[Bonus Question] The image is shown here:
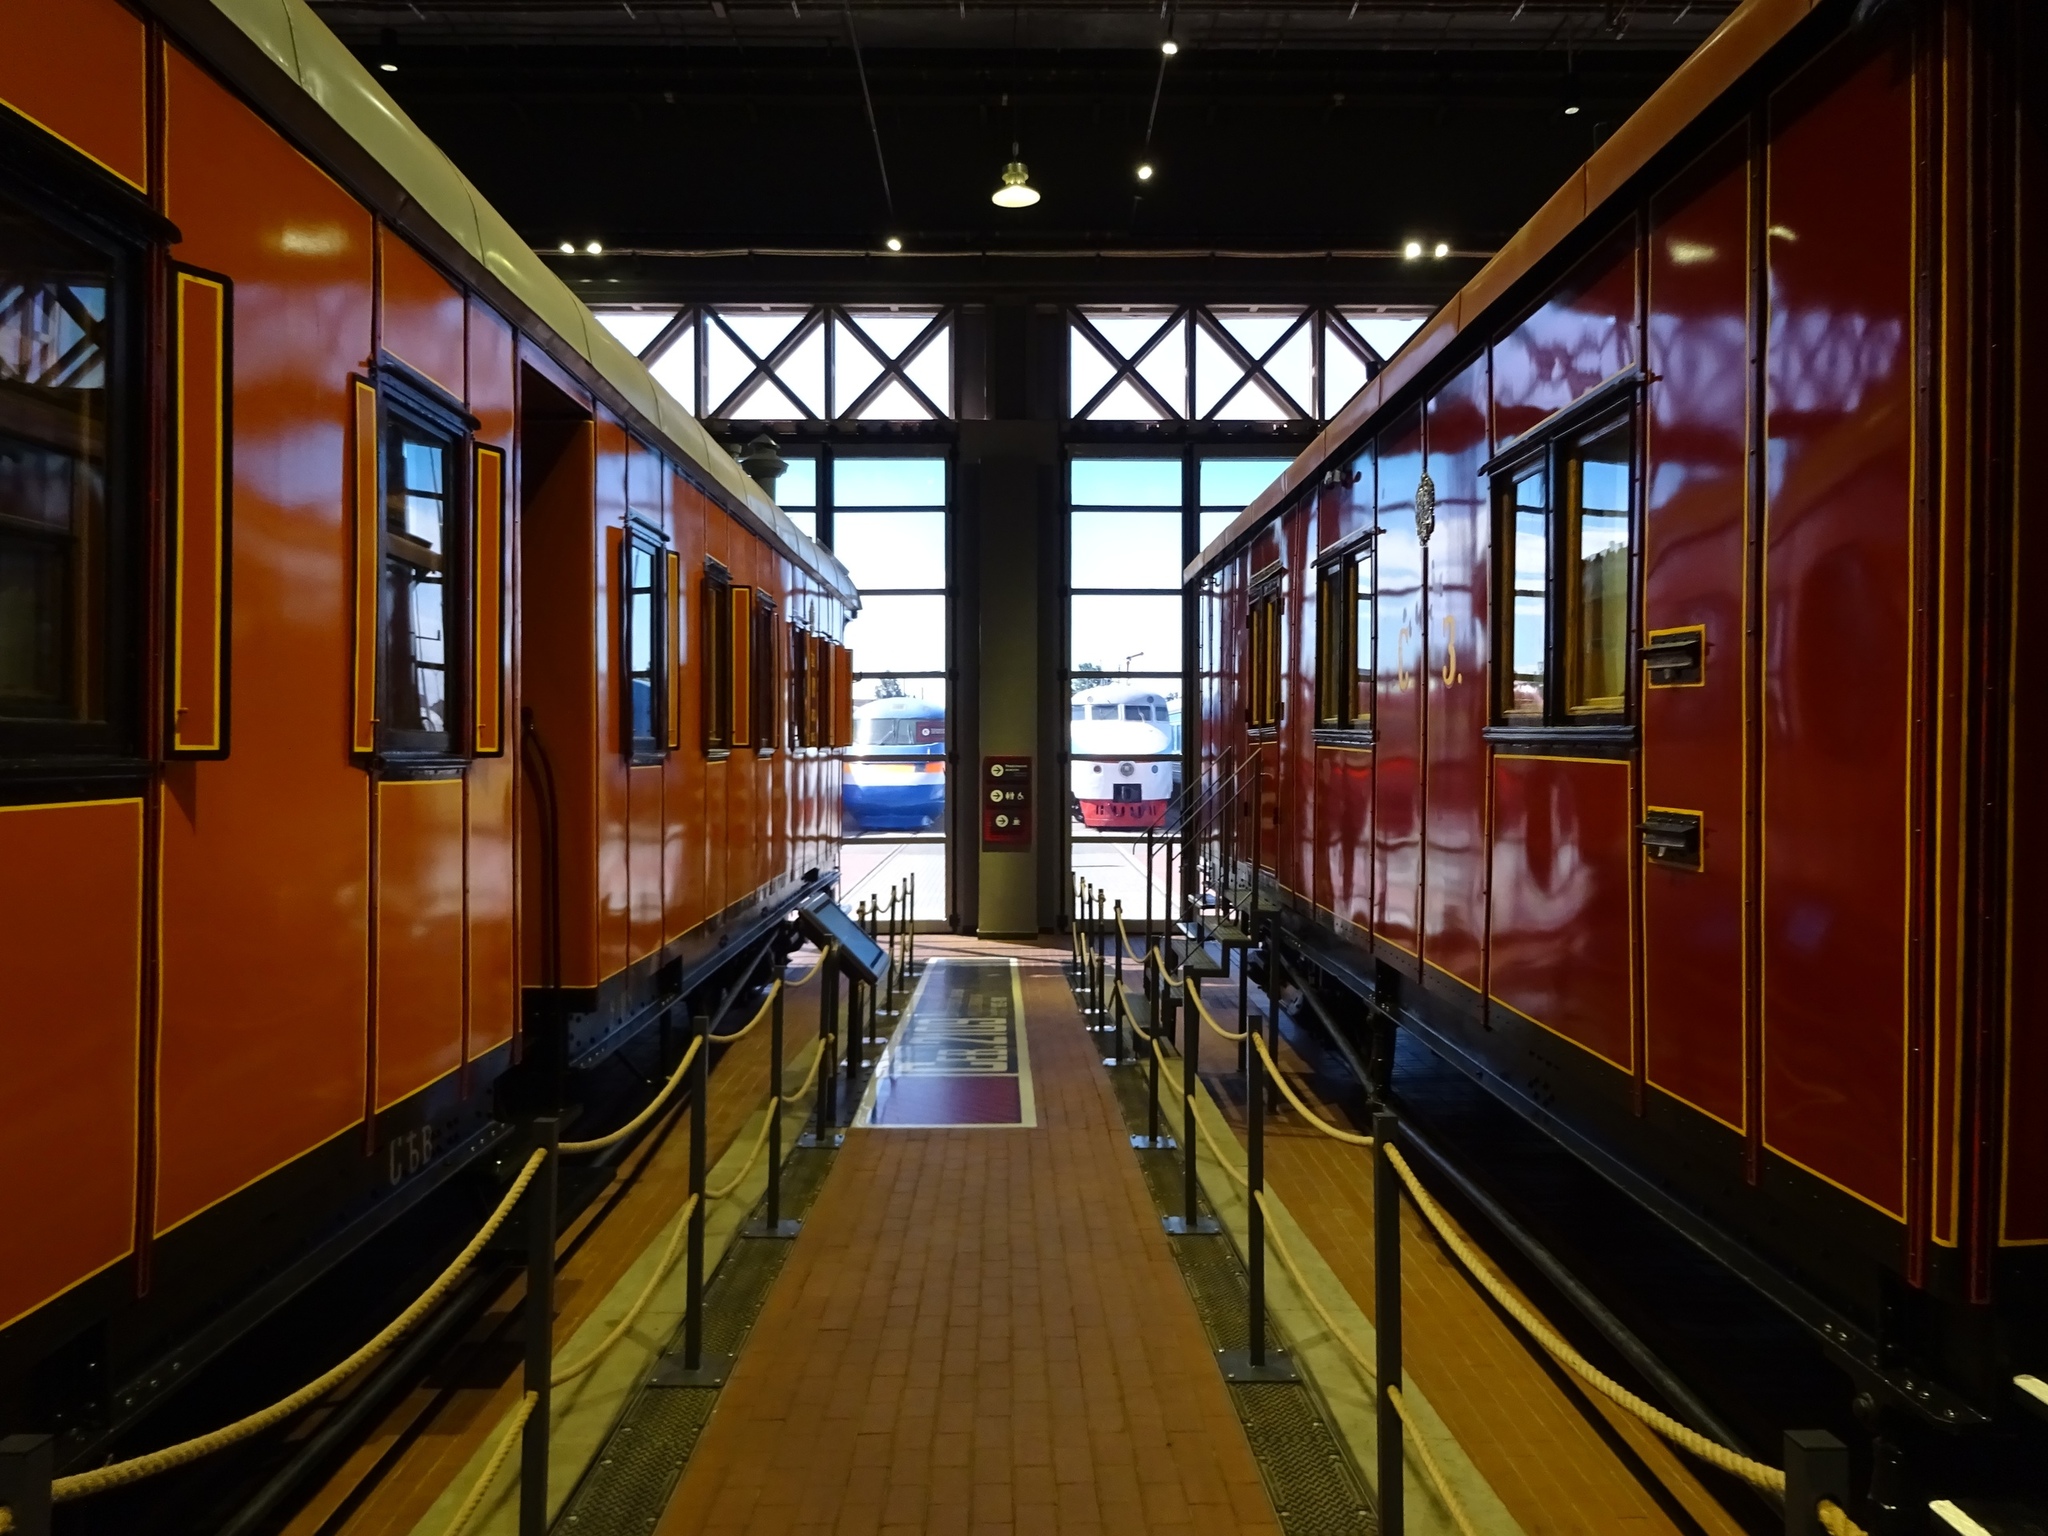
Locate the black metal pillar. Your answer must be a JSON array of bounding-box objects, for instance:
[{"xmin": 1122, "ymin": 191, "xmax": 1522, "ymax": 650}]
[
  {"xmin": 1374, "ymin": 1110, "xmax": 1402, "ymax": 1536},
  {"xmin": 520, "ymin": 1116, "xmax": 559, "ymax": 1536}
]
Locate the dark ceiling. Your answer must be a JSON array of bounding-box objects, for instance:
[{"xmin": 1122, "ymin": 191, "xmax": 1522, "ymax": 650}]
[{"xmin": 309, "ymin": 0, "xmax": 1735, "ymax": 304}]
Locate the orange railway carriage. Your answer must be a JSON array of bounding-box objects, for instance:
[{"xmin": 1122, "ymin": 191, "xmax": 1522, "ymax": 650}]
[
  {"xmin": 0, "ymin": 0, "xmax": 856, "ymax": 1463},
  {"xmin": 1192, "ymin": 0, "xmax": 2044, "ymax": 1438}
]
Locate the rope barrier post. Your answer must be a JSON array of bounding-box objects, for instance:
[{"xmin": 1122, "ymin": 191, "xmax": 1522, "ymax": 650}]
[
  {"xmin": 887, "ymin": 884, "xmax": 900, "ymax": 1010},
  {"xmin": 519, "ymin": 1117, "xmax": 558, "ymax": 1536},
  {"xmin": 1145, "ymin": 828, "xmax": 1156, "ymax": 1001},
  {"xmin": 1217, "ymin": 1030, "xmax": 1296, "ymax": 1384},
  {"xmin": 1093, "ymin": 890, "xmax": 1108, "ymax": 1027},
  {"xmin": 1133, "ymin": 992, "xmax": 1174, "ymax": 1151},
  {"xmin": 1111, "ymin": 901, "xmax": 1126, "ymax": 1060},
  {"xmin": 656, "ymin": 1016, "xmax": 734, "ymax": 1386},
  {"xmin": 1374, "ymin": 1110, "xmax": 1404, "ymax": 1536},
  {"xmin": 801, "ymin": 949, "xmax": 844, "ymax": 1149},
  {"xmin": 837, "ymin": 946, "xmax": 859, "ymax": 1093},
  {"xmin": 1248, "ymin": 1033, "xmax": 1267, "ymax": 1361},
  {"xmin": 0, "ymin": 1434, "xmax": 53, "ymax": 1536},
  {"xmin": 906, "ymin": 871, "xmax": 915, "ymax": 979},
  {"xmin": 1165, "ymin": 973, "xmax": 1219, "ymax": 1236},
  {"xmin": 1236, "ymin": 933, "xmax": 1251, "ymax": 1074},
  {"xmin": 759, "ymin": 978, "xmax": 799, "ymax": 1238},
  {"xmin": 1783, "ymin": 1432, "xmax": 1848, "ymax": 1536}
]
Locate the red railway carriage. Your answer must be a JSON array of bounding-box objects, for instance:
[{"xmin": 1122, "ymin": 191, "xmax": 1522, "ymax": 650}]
[
  {"xmin": 0, "ymin": 0, "xmax": 856, "ymax": 1460},
  {"xmin": 1192, "ymin": 0, "xmax": 2044, "ymax": 1432}
]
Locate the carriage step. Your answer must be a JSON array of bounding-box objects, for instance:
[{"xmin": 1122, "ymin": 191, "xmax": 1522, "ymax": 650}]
[{"xmin": 1175, "ymin": 918, "xmax": 1251, "ymax": 947}]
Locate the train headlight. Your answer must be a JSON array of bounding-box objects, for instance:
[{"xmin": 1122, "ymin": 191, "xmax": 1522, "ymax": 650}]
[{"xmin": 1119, "ymin": 761, "xmax": 1135, "ymax": 777}]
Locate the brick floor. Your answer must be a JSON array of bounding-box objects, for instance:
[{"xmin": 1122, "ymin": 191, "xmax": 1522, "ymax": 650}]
[
  {"xmin": 655, "ymin": 940, "xmax": 1283, "ymax": 1536},
  {"xmin": 1196, "ymin": 976, "xmax": 1748, "ymax": 1536}
]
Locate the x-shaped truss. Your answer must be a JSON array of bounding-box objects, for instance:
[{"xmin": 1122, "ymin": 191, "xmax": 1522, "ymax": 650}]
[
  {"xmin": 1069, "ymin": 305, "xmax": 1389, "ymax": 424},
  {"xmin": 0, "ymin": 280, "xmax": 107, "ymax": 391},
  {"xmin": 683, "ymin": 304, "xmax": 953, "ymax": 423}
]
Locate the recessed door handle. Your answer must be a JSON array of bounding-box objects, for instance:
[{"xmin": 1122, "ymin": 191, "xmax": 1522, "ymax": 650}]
[{"xmin": 1641, "ymin": 810, "xmax": 1703, "ymax": 871}]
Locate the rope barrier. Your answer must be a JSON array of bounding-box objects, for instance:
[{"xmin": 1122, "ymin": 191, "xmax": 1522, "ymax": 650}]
[
  {"xmin": 1254, "ymin": 1189, "xmax": 1375, "ymax": 1384},
  {"xmin": 706, "ymin": 1110, "xmax": 777, "ymax": 1202},
  {"xmin": 444, "ymin": 1391, "xmax": 536, "ymax": 1536},
  {"xmin": 1089, "ymin": 929, "xmax": 1869, "ymax": 1536},
  {"xmin": 1251, "ymin": 1033, "xmax": 1375, "ymax": 1147},
  {"xmin": 785, "ymin": 944, "xmax": 833, "ymax": 988},
  {"xmin": 559, "ymin": 1036, "xmax": 703, "ymax": 1156},
  {"xmin": 1185, "ymin": 980, "xmax": 1251, "ymax": 1043},
  {"xmin": 1387, "ymin": 1386, "xmax": 1484, "ymax": 1536},
  {"xmin": 785, "ymin": 1033, "xmax": 830, "ymax": 1104},
  {"xmin": 51, "ymin": 1148, "xmax": 550, "ymax": 1502},
  {"xmin": 708, "ymin": 987, "xmax": 778, "ymax": 1048},
  {"xmin": 550, "ymin": 1195, "xmax": 700, "ymax": 1387},
  {"xmin": 706, "ymin": 980, "xmax": 780, "ymax": 1044},
  {"xmin": 1383, "ymin": 1144, "xmax": 1782, "ymax": 1494},
  {"xmin": 1186, "ymin": 1086, "xmax": 1249, "ymax": 1189}
]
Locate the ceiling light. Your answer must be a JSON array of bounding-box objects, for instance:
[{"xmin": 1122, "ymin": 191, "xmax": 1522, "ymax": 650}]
[
  {"xmin": 1433, "ymin": 242, "xmax": 1449, "ymax": 258},
  {"xmin": 1564, "ymin": 103, "xmax": 1581, "ymax": 115},
  {"xmin": 584, "ymin": 240, "xmax": 603, "ymax": 255},
  {"xmin": 1161, "ymin": 38, "xmax": 1179, "ymax": 55},
  {"xmin": 1136, "ymin": 163, "xmax": 1154, "ymax": 181},
  {"xmin": 374, "ymin": 27, "xmax": 399, "ymax": 71},
  {"xmin": 1403, "ymin": 241, "xmax": 1422, "ymax": 260},
  {"xmin": 885, "ymin": 236, "xmax": 903, "ymax": 251},
  {"xmin": 992, "ymin": 160, "xmax": 1040, "ymax": 208},
  {"xmin": 558, "ymin": 241, "xmax": 575, "ymax": 255}
]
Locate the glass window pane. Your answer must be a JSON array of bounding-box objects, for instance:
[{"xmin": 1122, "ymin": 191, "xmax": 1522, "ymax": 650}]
[
  {"xmin": 1071, "ymin": 593, "xmax": 1181, "ymax": 674},
  {"xmin": 1568, "ymin": 426, "xmax": 1631, "ymax": 711},
  {"xmin": 383, "ymin": 424, "xmax": 452, "ymax": 743},
  {"xmin": 777, "ymin": 455, "xmax": 817, "ymax": 508},
  {"xmin": 1070, "ymin": 512, "xmax": 1180, "ymax": 590},
  {"xmin": 787, "ymin": 509, "xmax": 818, "ymax": 541},
  {"xmin": 1070, "ymin": 457, "xmax": 1180, "ymax": 508},
  {"xmin": 1198, "ymin": 510, "xmax": 1237, "ymax": 549},
  {"xmin": 834, "ymin": 456, "xmax": 946, "ymax": 507},
  {"xmin": 833, "ymin": 510, "xmax": 945, "ymax": 591},
  {"xmin": 1352, "ymin": 553, "xmax": 1373, "ymax": 721},
  {"xmin": 844, "ymin": 593, "xmax": 945, "ymax": 674},
  {"xmin": 593, "ymin": 310, "xmax": 677, "ymax": 356},
  {"xmin": 646, "ymin": 322, "xmax": 696, "ymax": 415},
  {"xmin": 1343, "ymin": 310, "xmax": 1429, "ymax": 363},
  {"xmin": 1199, "ymin": 457, "xmax": 1292, "ymax": 509},
  {"xmin": 846, "ymin": 675, "xmax": 946, "ymax": 836}
]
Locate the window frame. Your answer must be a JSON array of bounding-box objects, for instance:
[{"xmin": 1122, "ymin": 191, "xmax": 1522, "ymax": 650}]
[
  {"xmin": 1312, "ymin": 535, "xmax": 1374, "ymax": 739},
  {"xmin": 701, "ymin": 557, "xmax": 733, "ymax": 757},
  {"xmin": 374, "ymin": 369, "xmax": 472, "ymax": 765},
  {"xmin": 620, "ymin": 517, "xmax": 668, "ymax": 764},
  {"xmin": 752, "ymin": 589, "xmax": 777, "ymax": 757},
  {"xmin": 1246, "ymin": 573, "xmax": 1284, "ymax": 734},
  {"xmin": 1485, "ymin": 392, "xmax": 1639, "ymax": 739},
  {"xmin": 0, "ymin": 169, "xmax": 147, "ymax": 785}
]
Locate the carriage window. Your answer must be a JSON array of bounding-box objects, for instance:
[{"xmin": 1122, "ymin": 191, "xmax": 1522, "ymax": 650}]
[
  {"xmin": 751, "ymin": 592, "xmax": 777, "ymax": 753},
  {"xmin": 1315, "ymin": 564, "xmax": 1345, "ymax": 726},
  {"xmin": 1247, "ymin": 583, "xmax": 1283, "ymax": 730},
  {"xmin": 1566, "ymin": 424, "xmax": 1631, "ymax": 714},
  {"xmin": 1313, "ymin": 547, "xmax": 1372, "ymax": 732},
  {"xmin": 1350, "ymin": 548, "xmax": 1372, "ymax": 725},
  {"xmin": 381, "ymin": 405, "xmax": 464, "ymax": 756},
  {"xmin": 1491, "ymin": 411, "xmax": 1633, "ymax": 728},
  {"xmin": 1501, "ymin": 469, "xmax": 1548, "ymax": 719},
  {"xmin": 0, "ymin": 190, "xmax": 137, "ymax": 768},
  {"xmin": 622, "ymin": 525, "xmax": 665, "ymax": 761},
  {"xmin": 701, "ymin": 561, "xmax": 732, "ymax": 754}
]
